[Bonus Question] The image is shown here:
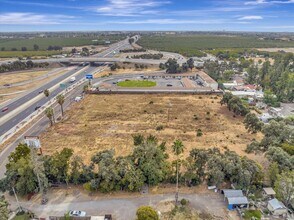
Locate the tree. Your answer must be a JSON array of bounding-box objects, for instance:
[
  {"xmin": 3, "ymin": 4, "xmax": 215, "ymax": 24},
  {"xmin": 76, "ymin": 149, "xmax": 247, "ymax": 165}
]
[
  {"xmin": 136, "ymin": 206, "xmax": 159, "ymax": 220},
  {"xmin": 33, "ymin": 44, "xmax": 39, "ymax": 51},
  {"xmin": 0, "ymin": 47, "xmax": 5, "ymax": 51},
  {"xmin": 246, "ymin": 64, "xmax": 258, "ymax": 84},
  {"xmin": 268, "ymin": 162, "xmax": 279, "ymax": 187},
  {"xmin": 71, "ymin": 48, "xmax": 77, "ymax": 54},
  {"xmin": 45, "ymin": 107, "xmax": 55, "ymax": 126},
  {"xmin": 0, "ymin": 196, "xmax": 9, "ymax": 220},
  {"xmin": 172, "ymin": 140, "xmax": 185, "ymax": 204},
  {"xmin": 244, "ymin": 113, "xmax": 263, "ymax": 133},
  {"xmin": 187, "ymin": 58, "xmax": 194, "ymax": 70},
  {"xmin": 43, "ymin": 89, "xmax": 50, "ymax": 98},
  {"xmin": 274, "ymin": 170, "xmax": 294, "ymax": 208},
  {"xmin": 56, "ymin": 94, "xmax": 65, "ymax": 116},
  {"xmin": 165, "ymin": 58, "xmax": 180, "ymax": 74},
  {"xmin": 21, "ymin": 47, "xmax": 27, "ymax": 51}
]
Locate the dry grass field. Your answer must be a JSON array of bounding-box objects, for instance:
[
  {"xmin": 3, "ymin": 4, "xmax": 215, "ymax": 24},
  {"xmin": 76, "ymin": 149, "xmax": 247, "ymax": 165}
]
[{"xmin": 40, "ymin": 94, "xmax": 265, "ymax": 165}]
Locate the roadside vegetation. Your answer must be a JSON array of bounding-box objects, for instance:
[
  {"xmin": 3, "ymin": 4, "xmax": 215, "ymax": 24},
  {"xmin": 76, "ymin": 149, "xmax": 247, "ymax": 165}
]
[
  {"xmin": 138, "ymin": 34, "xmax": 294, "ymax": 57},
  {"xmin": 0, "ymin": 61, "xmax": 49, "ymax": 73},
  {"xmin": 117, "ymin": 80, "xmax": 156, "ymax": 87}
]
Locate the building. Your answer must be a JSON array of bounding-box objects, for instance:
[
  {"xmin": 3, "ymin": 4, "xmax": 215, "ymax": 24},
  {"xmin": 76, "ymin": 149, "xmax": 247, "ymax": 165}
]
[
  {"xmin": 263, "ymin": 187, "xmax": 276, "ymax": 199},
  {"xmin": 222, "ymin": 189, "xmax": 249, "ymax": 210},
  {"xmin": 267, "ymin": 198, "xmax": 287, "ymax": 216},
  {"xmin": 196, "ymin": 71, "xmax": 218, "ymax": 90}
]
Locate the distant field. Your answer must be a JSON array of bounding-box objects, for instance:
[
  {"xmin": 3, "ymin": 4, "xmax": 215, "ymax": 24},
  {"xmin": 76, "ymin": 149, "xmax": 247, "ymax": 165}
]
[
  {"xmin": 0, "ymin": 35, "xmax": 125, "ymax": 51},
  {"xmin": 138, "ymin": 35, "xmax": 294, "ymax": 57},
  {"xmin": 0, "ymin": 51, "xmax": 62, "ymax": 58},
  {"xmin": 117, "ymin": 80, "xmax": 156, "ymax": 87}
]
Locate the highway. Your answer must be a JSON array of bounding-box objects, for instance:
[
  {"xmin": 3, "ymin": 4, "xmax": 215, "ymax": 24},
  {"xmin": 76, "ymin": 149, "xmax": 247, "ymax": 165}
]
[{"xmin": 0, "ymin": 37, "xmax": 132, "ymax": 136}]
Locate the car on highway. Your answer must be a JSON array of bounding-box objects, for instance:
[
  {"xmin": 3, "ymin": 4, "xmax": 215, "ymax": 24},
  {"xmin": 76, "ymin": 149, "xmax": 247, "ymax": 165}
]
[
  {"xmin": 3, "ymin": 84, "xmax": 11, "ymax": 87},
  {"xmin": 35, "ymin": 106, "xmax": 41, "ymax": 111},
  {"xmin": 38, "ymin": 90, "xmax": 44, "ymax": 94},
  {"xmin": 1, "ymin": 107, "xmax": 8, "ymax": 112},
  {"xmin": 167, "ymin": 84, "xmax": 173, "ymax": 87},
  {"xmin": 69, "ymin": 210, "xmax": 86, "ymax": 217}
]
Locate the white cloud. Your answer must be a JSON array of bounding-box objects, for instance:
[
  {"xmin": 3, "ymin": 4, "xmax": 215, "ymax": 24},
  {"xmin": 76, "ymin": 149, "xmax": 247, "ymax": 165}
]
[
  {"xmin": 238, "ymin": 15, "xmax": 263, "ymax": 20},
  {"xmin": 0, "ymin": 13, "xmax": 74, "ymax": 25},
  {"xmin": 245, "ymin": 0, "xmax": 294, "ymax": 5},
  {"xmin": 93, "ymin": 0, "xmax": 170, "ymax": 16}
]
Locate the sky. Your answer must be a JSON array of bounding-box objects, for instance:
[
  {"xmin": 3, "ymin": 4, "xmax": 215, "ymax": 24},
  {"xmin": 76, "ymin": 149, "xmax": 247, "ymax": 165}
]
[{"xmin": 0, "ymin": 0, "xmax": 294, "ymax": 32}]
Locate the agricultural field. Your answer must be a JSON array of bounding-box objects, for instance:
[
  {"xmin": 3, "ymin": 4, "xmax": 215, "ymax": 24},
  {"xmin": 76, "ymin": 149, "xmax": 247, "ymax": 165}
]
[
  {"xmin": 40, "ymin": 94, "xmax": 264, "ymax": 164},
  {"xmin": 0, "ymin": 50, "xmax": 62, "ymax": 58},
  {"xmin": 117, "ymin": 80, "xmax": 156, "ymax": 87},
  {"xmin": 0, "ymin": 35, "xmax": 125, "ymax": 51},
  {"xmin": 138, "ymin": 35, "xmax": 294, "ymax": 57}
]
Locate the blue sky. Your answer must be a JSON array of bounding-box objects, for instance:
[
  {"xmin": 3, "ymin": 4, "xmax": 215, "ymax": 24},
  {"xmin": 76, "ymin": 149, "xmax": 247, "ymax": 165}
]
[{"xmin": 0, "ymin": 0, "xmax": 293, "ymax": 32}]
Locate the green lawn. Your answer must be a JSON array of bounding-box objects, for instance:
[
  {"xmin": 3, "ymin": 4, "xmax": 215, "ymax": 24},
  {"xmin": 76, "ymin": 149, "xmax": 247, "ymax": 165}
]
[
  {"xmin": 243, "ymin": 210, "xmax": 262, "ymax": 220},
  {"xmin": 117, "ymin": 80, "xmax": 156, "ymax": 87}
]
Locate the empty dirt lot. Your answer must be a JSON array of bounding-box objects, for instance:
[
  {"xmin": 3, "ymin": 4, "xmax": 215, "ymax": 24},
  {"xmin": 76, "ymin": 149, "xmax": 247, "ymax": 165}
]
[{"xmin": 40, "ymin": 94, "xmax": 264, "ymax": 164}]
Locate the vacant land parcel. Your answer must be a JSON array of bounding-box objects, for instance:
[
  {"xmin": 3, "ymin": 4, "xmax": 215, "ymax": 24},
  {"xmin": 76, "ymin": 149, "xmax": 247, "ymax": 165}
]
[
  {"xmin": 138, "ymin": 34, "xmax": 294, "ymax": 57},
  {"xmin": 40, "ymin": 94, "xmax": 263, "ymax": 163}
]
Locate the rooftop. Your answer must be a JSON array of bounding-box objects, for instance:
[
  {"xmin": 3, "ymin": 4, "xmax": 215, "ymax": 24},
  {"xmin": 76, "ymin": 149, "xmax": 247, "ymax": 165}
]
[
  {"xmin": 227, "ymin": 196, "xmax": 249, "ymax": 205},
  {"xmin": 223, "ymin": 189, "xmax": 244, "ymax": 198},
  {"xmin": 263, "ymin": 187, "xmax": 276, "ymax": 196},
  {"xmin": 268, "ymin": 198, "xmax": 286, "ymax": 210}
]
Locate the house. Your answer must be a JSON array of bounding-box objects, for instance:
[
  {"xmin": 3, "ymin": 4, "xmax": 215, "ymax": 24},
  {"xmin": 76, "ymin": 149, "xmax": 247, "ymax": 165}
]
[
  {"xmin": 263, "ymin": 187, "xmax": 276, "ymax": 199},
  {"xmin": 267, "ymin": 198, "xmax": 287, "ymax": 216},
  {"xmin": 222, "ymin": 189, "xmax": 249, "ymax": 210}
]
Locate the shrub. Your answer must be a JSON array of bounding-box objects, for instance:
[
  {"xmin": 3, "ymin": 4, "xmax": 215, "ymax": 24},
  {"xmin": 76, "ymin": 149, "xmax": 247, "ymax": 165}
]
[
  {"xmin": 193, "ymin": 115, "xmax": 199, "ymax": 120},
  {"xmin": 206, "ymin": 117, "xmax": 210, "ymax": 120},
  {"xmin": 156, "ymin": 125, "xmax": 164, "ymax": 131},
  {"xmin": 197, "ymin": 129, "xmax": 203, "ymax": 137},
  {"xmin": 206, "ymin": 111, "xmax": 210, "ymax": 115},
  {"xmin": 149, "ymin": 101, "xmax": 154, "ymax": 104},
  {"xmin": 136, "ymin": 206, "xmax": 159, "ymax": 220},
  {"xmin": 180, "ymin": 198, "xmax": 188, "ymax": 206}
]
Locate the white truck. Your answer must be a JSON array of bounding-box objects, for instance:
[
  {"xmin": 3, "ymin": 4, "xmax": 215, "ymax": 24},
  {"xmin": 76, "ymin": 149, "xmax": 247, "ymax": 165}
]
[{"xmin": 69, "ymin": 76, "xmax": 76, "ymax": 83}]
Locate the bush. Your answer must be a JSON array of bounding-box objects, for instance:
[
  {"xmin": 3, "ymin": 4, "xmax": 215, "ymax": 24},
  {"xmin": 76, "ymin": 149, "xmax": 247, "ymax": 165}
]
[
  {"xmin": 197, "ymin": 129, "xmax": 203, "ymax": 137},
  {"xmin": 149, "ymin": 101, "xmax": 154, "ymax": 104},
  {"xmin": 193, "ymin": 115, "xmax": 199, "ymax": 120},
  {"xmin": 206, "ymin": 111, "xmax": 210, "ymax": 115},
  {"xmin": 156, "ymin": 125, "xmax": 164, "ymax": 131},
  {"xmin": 136, "ymin": 206, "xmax": 159, "ymax": 220},
  {"xmin": 83, "ymin": 182, "xmax": 93, "ymax": 192},
  {"xmin": 180, "ymin": 198, "xmax": 188, "ymax": 206}
]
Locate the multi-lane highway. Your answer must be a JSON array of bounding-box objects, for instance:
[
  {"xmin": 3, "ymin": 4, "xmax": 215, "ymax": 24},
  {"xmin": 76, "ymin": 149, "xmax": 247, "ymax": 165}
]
[{"xmin": 0, "ymin": 37, "xmax": 133, "ymax": 136}]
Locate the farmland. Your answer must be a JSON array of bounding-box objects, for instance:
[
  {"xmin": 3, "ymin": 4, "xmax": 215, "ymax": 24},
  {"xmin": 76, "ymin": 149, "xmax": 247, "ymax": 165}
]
[
  {"xmin": 40, "ymin": 94, "xmax": 264, "ymax": 164},
  {"xmin": 0, "ymin": 35, "xmax": 125, "ymax": 51},
  {"xmin": 138, "ymin": 34, "xmax": 294, "ymax": 57},
  {"xmin": 0, "ymin": 50, "xmax": 62, "ymax": 58}
]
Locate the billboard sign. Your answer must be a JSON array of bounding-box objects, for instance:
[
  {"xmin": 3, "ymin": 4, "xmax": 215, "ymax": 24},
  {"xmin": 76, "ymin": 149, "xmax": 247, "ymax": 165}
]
[{"xmin": 24, "ymin": 136, "xmax": 41, "ymax": 149}]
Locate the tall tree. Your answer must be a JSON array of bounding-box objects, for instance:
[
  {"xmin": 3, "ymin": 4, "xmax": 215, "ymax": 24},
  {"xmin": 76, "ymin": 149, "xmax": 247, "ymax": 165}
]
[
  {"xmin": 244, "ymin": 113, "xmax": 263, "ymax": 133},
  {"xmin": 187, "ymin": 58, "xmax": 194, "ymax": 70},
  {"xmin": 275, "ymin": 170, "xmax": 294, "ymax": 208},
  {"xmin": 33, "ymin": 44, "xmax": 39, "ymax": 51},
  {"xmin": 56, "ymin": 94, "xmax": 65, "ymax": 116},
  {"xmin": 43, "ymin": 89, "xmax": 50, "ymax": 98},
  {"xmin": 45, "ymin": 107, "xmax": 55, "ymax": 126},
  {"xmin": 172, "ymin": 140, "xmax": 185, "ymax": 204}
]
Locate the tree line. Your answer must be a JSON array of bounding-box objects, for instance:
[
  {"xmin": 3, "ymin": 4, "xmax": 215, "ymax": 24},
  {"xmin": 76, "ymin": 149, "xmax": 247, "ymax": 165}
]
[
  {"xmin": 119, "ymin": 48, "xmax": 146, "ymax": 53},
  {"xmin": 131, "ymin": 53, "xmax": 163, "ymax": 60},
  {"xmin": 160, "ymin": 58, "xmax": 195, "ymax": 74},
  {"xmin": 0, "ymin": 61, "xmax": 49, "ymax": 73}
]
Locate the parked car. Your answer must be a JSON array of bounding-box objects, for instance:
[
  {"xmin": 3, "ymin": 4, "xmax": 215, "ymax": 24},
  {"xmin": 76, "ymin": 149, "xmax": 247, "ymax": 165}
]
[
  {"xmin": 1, "ymin": 107, "xmax": 8, "ymax": 112},
  {"xmin": 35, "ymin": 106, "xmax": 41, "ymax": 111},
  {"xmin": 69, "ymin": 210, "xmax": 86, "ymax": 217}
]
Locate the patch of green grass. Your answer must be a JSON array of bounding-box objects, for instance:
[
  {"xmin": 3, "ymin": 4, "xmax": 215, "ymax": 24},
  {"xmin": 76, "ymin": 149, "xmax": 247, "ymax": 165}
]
[
  {"xmin": 117, "ymin": 80, "xmax": 156, "ymax": 87},
  {"xmin": 243, "ymin": 210, "xmax": 262, "ymax": 220}
]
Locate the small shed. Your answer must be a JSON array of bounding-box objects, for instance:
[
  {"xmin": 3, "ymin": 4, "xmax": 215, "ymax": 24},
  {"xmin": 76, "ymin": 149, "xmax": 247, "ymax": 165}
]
[
  {"xmin": 267, "ymin": 198, "xmax": 287, "ymax": 216},
  {"xmin": 227, "ymin": 196, "xmax": 249, "ymax": 210},
  {"xmin": 263, "ymin": 187, "xmax": 276, "ymax": 198}
]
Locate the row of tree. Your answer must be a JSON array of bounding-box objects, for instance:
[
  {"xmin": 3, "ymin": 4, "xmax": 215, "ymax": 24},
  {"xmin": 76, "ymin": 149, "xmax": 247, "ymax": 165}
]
[
  {"xmin": 159, "ymin": 58, "xmax": 194, "ymax": 74},
  {"xmin": 0, "ymin": 61, "xmax": 49, "ymax": 73},
  {"xmin": 0, "ymin": 135, "xmax": 265, "ymax": 197},
  {"xmin": 131, "ymin": 53, "xmax": 163, "ymax": 60},
  {"xmin": 119, "ymin": 48, "xmax": 146, "ymax": 53},
  {"xmin": 220, "ymin": 92, "xmax": 250, "ymax": 116}
]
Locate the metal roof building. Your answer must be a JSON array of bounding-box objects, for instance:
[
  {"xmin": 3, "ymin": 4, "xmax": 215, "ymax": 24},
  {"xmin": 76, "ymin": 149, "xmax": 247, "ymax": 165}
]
[
  {"xmin": 267, "ymin": 198, "xmax": 287, "ymax": 216},
  {"xmin": 222, "ymin": 189, "xmax": 249, "ymax": 210}
]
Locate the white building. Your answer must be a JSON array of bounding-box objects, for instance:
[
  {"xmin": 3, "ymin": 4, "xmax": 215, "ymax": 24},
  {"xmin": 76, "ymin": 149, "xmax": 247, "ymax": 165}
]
[{"xmin": 267, "ymin": 198, "xmax": 287, "ymax": 216}]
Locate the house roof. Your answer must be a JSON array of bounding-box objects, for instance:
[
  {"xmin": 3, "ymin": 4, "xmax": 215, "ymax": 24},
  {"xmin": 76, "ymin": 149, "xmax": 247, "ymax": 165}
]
[
  {"xmin": 263, "ymin": 187, "xmax": 276, "ymax": 195},
  {"xmin": 223, "ymin": 189, "xmax": 244, "ymax": 198},
  {"xmin": 227, "ymin": 196, "xmax": 249, "ymax": 205},
  {"xmin": 268, "ymin": 198, "xmax": 286, "ymax": 210}
]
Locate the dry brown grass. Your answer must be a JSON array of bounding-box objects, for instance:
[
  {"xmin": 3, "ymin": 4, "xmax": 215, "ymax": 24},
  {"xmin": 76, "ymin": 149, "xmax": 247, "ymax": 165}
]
[
  {"xmin": 0, "ymin": 70, "xmax": 51, "ymax": 85},
  {"xmin": 0, "ymin": 69, "xmax": 68, "ymax": 104},
  {"xmin": 40, "ymin": 94, "xmax": 265, "ymax": 165}
]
